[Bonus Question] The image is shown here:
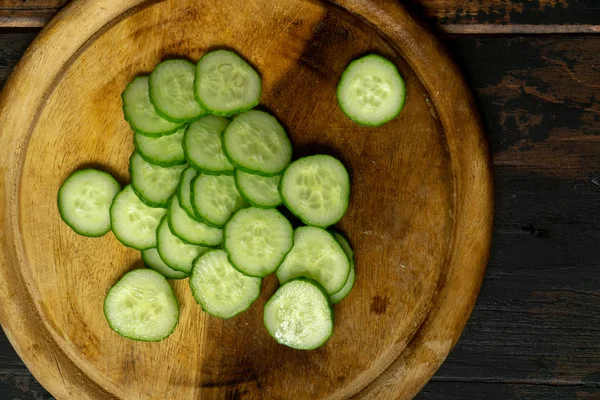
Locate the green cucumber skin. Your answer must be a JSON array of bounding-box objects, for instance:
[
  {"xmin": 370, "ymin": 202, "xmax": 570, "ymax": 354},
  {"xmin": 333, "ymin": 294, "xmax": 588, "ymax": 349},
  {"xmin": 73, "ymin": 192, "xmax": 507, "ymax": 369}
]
[
  {"xmin": 221, "ymin": 130, "xmax": 284, "ymax": 178},
  {"xmin": 193, "ymin": 51, "xmax": 262, "ymax": 117},
  {"xmin": 222, "ymin": 208, "xmax": 294, "ymax": 278},
  {"xmin": 189, "ymin": 174, "xmax": 231, "ymax": 229},
  {"xmin": 110, "ymin": 186, "xmax": 166, "ymax": 250},
  {"xmin": 176, "ymin": 167, "xmax": 205, "ymax": 222},
  {"xmin": 182, "ymin": 121, "xmax": 235, "ymax": 176},
  {"xmin": 166, "ymin": 196, "xmax": 221, "ymax": 248},
  {"xmin": 336, "ymin": 54, "xmax": 406, "ymax": 127},
  {"xmin": 134, "ymin": 135, "xmax": 187, "ymax": 168},
  {"xmin": 130, "ymin": 177, "xmax": 168, "ymax": 209},
  {"xmin": 189, "ymin": 250, "xmax": 262, "ymax": 319},
  {"xmin": 57, "ymin": 169, "xmax": 121, "ymax": 238},
  {"xmin": 278, "ymin": 155, "xmax": 351, "ymax": 229},
  {"xmin": 103, "ymin": 269, "xmax": 180, "ymax": 342},
  {"xmin": 263, "ymin": 277, "xmax": 333, "ymax": 350},
  {"xmin": 148, "ymin": 60, "xmax": 206, "ymax": 123},
  {"xmin": 121, "ymin": 79, "xmax": 184, "ymax": 137},
  {"xmin": 233, "ymin": 172, "xmax": 282, "ymax": 209},
  {"xmin": 329, "ymin": 231, "xmax": 355, "ymax": 304},
  {"xmin": 141, "ymin": 249, "xmax": 190, "ymax": 280}
]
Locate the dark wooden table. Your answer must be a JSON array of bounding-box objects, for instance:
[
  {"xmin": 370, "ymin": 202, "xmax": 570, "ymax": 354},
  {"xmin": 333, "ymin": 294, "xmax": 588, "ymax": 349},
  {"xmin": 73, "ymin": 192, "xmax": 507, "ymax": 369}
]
[{"xmin": 1, "ymin": 1, "xmax": 599, "ymax": 399}]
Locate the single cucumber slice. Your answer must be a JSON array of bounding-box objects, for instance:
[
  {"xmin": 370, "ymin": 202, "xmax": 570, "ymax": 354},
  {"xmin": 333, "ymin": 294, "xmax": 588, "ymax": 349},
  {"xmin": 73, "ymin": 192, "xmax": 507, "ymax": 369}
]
[
  {"xmin": 177, "ymin": 166, "xmax": 202, "ymax": 221},
  {"xmin": 195, "ymin": 50, "xmax": 261, "ymax": 116},
  {"xmin": 110, "ymin": 186, "xmax": 167, "ymax": 250},
  {"xmin": 149, "ymin": 59, "xmax": 206, "ymax": 122},
  {"xmin": 129, "ymin": 151, "xmax": 187, "ymax": 208},
  {"xmin": 57, "ymin": 169, "xmax": 121, "ymax": 237},
  {"xmin": 222, "ymin": 110, "xmax": 292, "ymax": 176},
  {"xmin": 141, "ymin": 248, "xmax": 189, "ymax": 280},
  {"xmin": 330, "ymin": 232, "xmax": 355, "ymax": 304},
  {"xmin": 189, "ymin": 249, "xmax": 261, "ymax": 318},
  {"xmin": 191, "ymin": 173, "xmax": 247, "ymax": 227},
  {"xmin": 183, "ymin": 115, "xmax": 233, "ymax": 174},
  {"xmin": 234, "ymin": 170, "xmax": 282, "ymax": 208},
  {"xmin": 264, "ymin": 278, "xmax": 333, "ymax": 350},
  {"xmin": 168, "ymin": 195, "xmax": 222, "ymax": 247},
  {"xmin": 223, "ymin": 207, "xmax": 293, "ymax": 277},
  {"xmin": 134, "ymin": 125, "xmax": 186, "ymax": 167},
  {"xmin": 280, "ymin": 155, "xmax": 350, "ymax": 228},
  {"xmin": 157, "ymin": 216, "xmax": 210, "ymax": 273},
  {"xmin": 122, "ymin": 76, "xmax": 183, "ymax": 136},
  {"xmin": 276, "ymin": 226, "xmax": 350, "ymax": 295},
  {"xmin": 104, "ymin": 269, "xmax": 179, "ymax": 342},
  {"xmin": 337, "ymin": 54, "xmax": 406, "ymax": 127}
]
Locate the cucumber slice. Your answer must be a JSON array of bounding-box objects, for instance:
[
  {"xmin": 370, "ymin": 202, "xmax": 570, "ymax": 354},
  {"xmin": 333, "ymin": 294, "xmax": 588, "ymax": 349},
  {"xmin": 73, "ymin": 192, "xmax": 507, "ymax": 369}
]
[
  {"xmin": 194, "ymin": 50, "xmax": 261, "ymax": 116},
  {"xmin": 189, "ymin": 249, "xmax": 261, "ymax": 319},
  {"xmin": 276, "ymin": 226, "xmax": 350, "ymax": 295},
  {"xmin": 264, "ymin": 278, "xmax": 333, "ymax": 350},
  {"xmin": 234, "ymin": 170, "xmax": 282, "ymax": 208},
  {"xmin": 129, "ymin": 151, "xmax": 188, "ymax": 208},
  {"xmin": 177, "ymin": 166, "xmax": 202, "ymax": 221},
  {"xmin": 134, "ymin": 125, "xmax": 186, "ymax": 167},
  {"xmin": 122, "ymin": 76, "xmax": 183, "ymax": 136},
  {"xmin": 222, "ymin": 110, "xmax": 292, "ymax": 176},
  {"xmin": 110, "ymin": 186, "xmax": 167, "ymax": 250},
  {"xmin": 330, "ymin": 232, "xmax": 355, "ymax": 304},
  {"xmin": 337, "ymin": 54, "xmax": 406, "ymax": 127},
  {"xmin": 149, "ymin": 59, "xmax": 206, "ymax": 122},
  {"xmin": 141, "ymin": 248, "xmax": 189, "ymax": 280},
  {"xmin": 168, "ymin": 195, "xmax": 222, "ymax": 247},
  {"xmin": 104, "ymin": 269, "xmax": 179, "ymax": 342},
  {"xmin": 57, "ymin": 169, "xmax": 121, "ymax": 237},
  {"xmin": 156, "ymin": 216, "xmax": 210, "ymax": 273},
  {"xmin": 191, "ymin": 173, "xmax": 247, "ymax": 227},
  {"xmin": 280, "ymin": 155, "xmax": 350, "ymax": 228},
  {"xmin": 183, "ymin": 115, "xmax": 234, "ymax": 174},
  {"xmin": 223, "ymin": 207, "xmax": 293, "ymax": 277}
]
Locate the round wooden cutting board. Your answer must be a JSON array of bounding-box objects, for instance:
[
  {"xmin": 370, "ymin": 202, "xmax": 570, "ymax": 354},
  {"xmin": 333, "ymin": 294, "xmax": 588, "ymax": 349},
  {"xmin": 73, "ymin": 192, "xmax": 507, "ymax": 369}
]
[{"xmin": 0, "ymin": 0, "xmax": 493, "ymax": 398}]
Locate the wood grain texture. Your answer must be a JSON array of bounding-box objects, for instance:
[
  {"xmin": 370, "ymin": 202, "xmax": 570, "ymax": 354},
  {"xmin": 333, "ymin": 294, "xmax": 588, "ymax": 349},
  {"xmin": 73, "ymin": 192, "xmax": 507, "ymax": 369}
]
[
  {"xmin": 3, "ymin": 0, "xmax": 600, "ymax": 33},
  {"xmin": 0, "ymin": 32, "xmax": 598, "ymax": 399},
  {"xmin": 0, "ymin": 0, "xmax": 491, "ymax": 399}
]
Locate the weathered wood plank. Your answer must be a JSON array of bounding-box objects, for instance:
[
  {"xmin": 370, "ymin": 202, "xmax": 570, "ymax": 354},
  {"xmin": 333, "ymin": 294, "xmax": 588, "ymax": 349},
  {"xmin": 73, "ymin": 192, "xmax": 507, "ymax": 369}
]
[
  {"xmin": 0, "ymin": 372, "xmax": 53, "ymax": 400},
  {"xmin": 2, "ymin": 0, "xmax": 600, "ymax": 33},
  {"xmin": 417, "ymin": 381, "xmax": 600, "ymax": 399}
]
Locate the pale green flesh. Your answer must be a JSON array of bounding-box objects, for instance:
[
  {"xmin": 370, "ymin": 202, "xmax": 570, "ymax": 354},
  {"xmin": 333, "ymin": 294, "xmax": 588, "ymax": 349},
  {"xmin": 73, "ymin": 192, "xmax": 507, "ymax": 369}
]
[
  {"xmin": 58, "ymin": 169, "xmax": 120, "ymax": 236},
  {"xmin": 104, "ymin": 269, "xmax": 179, "ymax": 341},
  {"xmin": 178, "ymin": 167, "xmax": 201, "ymax": 220},
  {"xmin": 130, "ymin": 152, "xmax": 187, "ymax": 207},
  {"xmin": 330, "ymin": 232, "xmax": 355, "ymax": 304},
  {"xmin": 276, "ymin": 226, "xmax": 350, "ymax": 294},
  {"xmin": 264, "ymin": 279, "xmax": 333, "ymax": 350},
  {"xmin": 184, "ymin": 115, "xmax": 233, "ymax": 173},
  {"xmin": 195, "ymin": 50, "xmax": 261, "ymax": 115},
  {"xmin": 281, "ymin": 155, "xmax": 350, "ymax": 228},
  {"xmin": 134, "ymin": 126, "xmax": 186, "ymax": 166},
  {"xmin": 224, "ymin": 207, "xmax": 293, "ymax": 277},
  {"xmin": 190, "ymin": 250, "xmax": 261, "ymax": 318},
  {"xmin": 122, "ymin": 76, "xmax": 182, "ymax": 135},
  {"xmin": 192, "ymin": 174, "xmax": 247, "ymax": 227},
  {"xmin": 142, "ymin": 248, "xmax": 189, "ymax": 280},
  {"xmin": 149, "ymin": 59, "xmax": 205, "ymax": 121},
  {"xmin": 337, "ymin": 54, "xmax": 405, "ymax": 126},
  {"xmin": 157, "ymin": 217, "xmax": 210, "ymax": 273},
  {"xmin": 235, "ymin": 170, "xmax": 282, "ymax": 207},
  {"xmin": 223, "ymin": 110, "xmax": 292, "ymax": 175},
  {"xmin": 168, "ymin": 195, "xmax": 222, "ymax": 247},
  {"xmin": 110, "ymin": 186, "xmax": 167, "ymax": 250}
]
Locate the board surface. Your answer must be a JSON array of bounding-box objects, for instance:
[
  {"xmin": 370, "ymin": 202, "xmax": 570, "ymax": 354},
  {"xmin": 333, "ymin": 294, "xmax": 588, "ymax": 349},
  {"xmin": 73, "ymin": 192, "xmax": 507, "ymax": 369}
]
[{"xmin": 0, "ymin": 0, "xmax": 493, "ymax": 398}]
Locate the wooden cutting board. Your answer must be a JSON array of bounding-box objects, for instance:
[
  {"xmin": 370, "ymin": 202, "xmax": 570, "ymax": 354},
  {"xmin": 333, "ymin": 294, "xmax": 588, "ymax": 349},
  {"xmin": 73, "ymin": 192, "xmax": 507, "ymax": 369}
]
[{"xmin": 0, "ymin": 0, "xmax": 493, "ymax": 398}]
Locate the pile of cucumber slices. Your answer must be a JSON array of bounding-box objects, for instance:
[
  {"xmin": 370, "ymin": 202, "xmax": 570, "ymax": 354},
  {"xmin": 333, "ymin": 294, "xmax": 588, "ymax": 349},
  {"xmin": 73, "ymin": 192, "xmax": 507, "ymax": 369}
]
[{"xmin": 58, "ymin": 50, "xmax": 404, "ymax": 349}]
